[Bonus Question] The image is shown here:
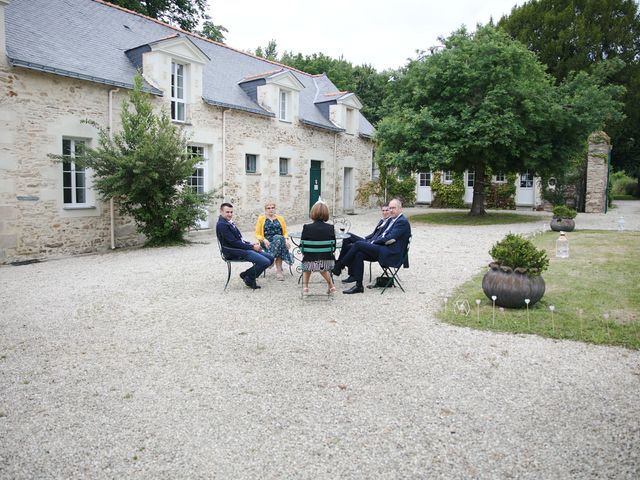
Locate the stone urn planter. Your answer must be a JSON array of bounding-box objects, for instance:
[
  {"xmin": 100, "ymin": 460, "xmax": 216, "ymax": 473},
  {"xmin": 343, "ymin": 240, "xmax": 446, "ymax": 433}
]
[
  {"xmin": 482, "ymin": 263, "xmax": 546, "ymax": 308},
  {"xmin": 550, "ymin": 205, "xmax": 577, "ymax": 232},
  {"xmin": 550, "ymin": 217, "xmax": 575, "ymax": 232}
]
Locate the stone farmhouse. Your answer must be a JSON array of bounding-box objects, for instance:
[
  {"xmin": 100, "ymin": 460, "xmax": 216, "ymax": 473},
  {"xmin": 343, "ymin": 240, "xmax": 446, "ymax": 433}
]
[{"xmin": 0, "ymin": 0, "xmax": 375, "ymax": 263}]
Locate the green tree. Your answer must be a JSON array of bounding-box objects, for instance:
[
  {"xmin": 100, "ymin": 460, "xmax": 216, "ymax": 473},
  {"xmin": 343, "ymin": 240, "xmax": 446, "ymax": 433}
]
[
  {"xmin": 54, "ymin": 75, "xmax": 214, "ymax": 245},
  {"xmin": 199, "ymin": 20, "xmax": 227, "ymax": 43},
  {"xmin": 376, "ymin": 26, "xmax": 623, "ymax": 215},
  {"xmin": 279, "ymin": 51, "xmax": 393, "ymax": 124},
  {"xmin": 255, "ymin": 40, "xmax": 278, "ymax": 61},
  {"xmin": 499, "ymin": 0, "xmax": 640, "ymax": 193},
  {"xmin": 106, "ymin": 0, "xmax": 227, "ymax": 37}
]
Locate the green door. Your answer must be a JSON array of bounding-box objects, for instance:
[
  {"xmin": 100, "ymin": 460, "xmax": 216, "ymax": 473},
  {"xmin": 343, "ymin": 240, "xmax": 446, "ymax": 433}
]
[{"xmin": 309, "ymin": 160, "xmax": 322, "ymax": 209}]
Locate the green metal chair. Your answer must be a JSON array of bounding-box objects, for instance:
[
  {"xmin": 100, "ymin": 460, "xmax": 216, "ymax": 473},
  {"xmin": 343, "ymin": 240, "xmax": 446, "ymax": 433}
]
[
  {"xmin": 299, "ymin": 239, "xmax": 336, "ymax": 298},
  {"xmin": 377, "ymin": 236, "xmax": 411, "ymax": 294}
]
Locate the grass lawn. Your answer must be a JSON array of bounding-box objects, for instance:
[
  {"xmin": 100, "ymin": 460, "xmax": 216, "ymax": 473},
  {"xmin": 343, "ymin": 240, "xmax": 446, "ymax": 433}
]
[
  {"xmin": 411, "ymin": 211, "xmax": 548, "ymax": 225},
  {"xmin": 440, "ymin": 230, "xmax": 640, "ymax": 349}
]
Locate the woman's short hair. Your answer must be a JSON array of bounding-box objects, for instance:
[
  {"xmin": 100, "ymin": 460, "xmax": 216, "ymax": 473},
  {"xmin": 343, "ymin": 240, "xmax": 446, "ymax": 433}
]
[
  {"xmin": 264, "ymin": 201, "xmax": 276, "ymax": 210},
  {"xmin": 309, "ymin": 202, "xmax": 329, "ymax": 222}
]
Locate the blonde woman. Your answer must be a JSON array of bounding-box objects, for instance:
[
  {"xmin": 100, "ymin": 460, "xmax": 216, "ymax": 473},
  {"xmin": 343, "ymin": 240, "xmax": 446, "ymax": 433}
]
[{"xmin": 255, "ymin": 202, "xmax": 293, "ymax": 280}]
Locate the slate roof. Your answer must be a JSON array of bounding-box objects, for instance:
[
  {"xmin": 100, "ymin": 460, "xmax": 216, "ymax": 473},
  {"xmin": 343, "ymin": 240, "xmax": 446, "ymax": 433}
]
[{"xmin": 4, "ymin": 0, "xmax": 375, "ymax": 137}]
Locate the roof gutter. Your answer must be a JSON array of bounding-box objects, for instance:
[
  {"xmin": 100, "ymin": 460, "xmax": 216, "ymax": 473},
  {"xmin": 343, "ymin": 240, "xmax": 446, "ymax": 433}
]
[{"xmin": 9, "ymin": 59, "xmax": 163, "ymax": 95}]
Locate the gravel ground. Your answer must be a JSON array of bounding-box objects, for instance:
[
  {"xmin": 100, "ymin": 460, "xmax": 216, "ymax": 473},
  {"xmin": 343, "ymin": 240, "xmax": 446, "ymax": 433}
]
[{"xmin": 1, "ymin": 202, "xmax": 639, "ymax": 479}]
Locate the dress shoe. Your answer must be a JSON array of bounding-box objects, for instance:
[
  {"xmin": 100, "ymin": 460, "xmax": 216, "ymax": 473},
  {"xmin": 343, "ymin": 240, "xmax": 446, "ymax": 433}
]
[
  {"xmin": 342, "ymin": 275, "xmax": 357, "ymax": 283},
  {"xmin": 239, "ymin": 271, "xmax": 247, "ymax": 280},
  {"xmin": 244, "ymin": 278, "xmax": 261, "ymax": 289},
  {"xmin": 331, "ymin": 264, "xmax": 343, "ymax": 276},
  {"xmin": 343, "ymin": 284, "xmax": 364, "ymax": 294}
]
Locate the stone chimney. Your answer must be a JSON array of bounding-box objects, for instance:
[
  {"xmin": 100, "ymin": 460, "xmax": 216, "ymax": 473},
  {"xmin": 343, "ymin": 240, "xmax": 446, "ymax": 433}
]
[{"xmin": 0, "ymin": 0, "xmax": 9, "ymax": 67}]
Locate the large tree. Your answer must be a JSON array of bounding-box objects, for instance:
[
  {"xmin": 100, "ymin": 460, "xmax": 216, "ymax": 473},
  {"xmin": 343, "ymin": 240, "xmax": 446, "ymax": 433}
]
[
  {"xmin": 499, "ymin": 0, "xmax": 640, "ymax": 189},
  {"xmin": 107, "ymin": 0, "xmax": 227, "ymax": 41},
  {"xmin": 376, "ymin": 26, "xmax": 623, "ymax": 215}
]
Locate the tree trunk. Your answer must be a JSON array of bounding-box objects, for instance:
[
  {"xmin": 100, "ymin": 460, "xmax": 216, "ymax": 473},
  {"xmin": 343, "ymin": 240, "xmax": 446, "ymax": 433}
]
[{"xmin": 469, "ymin": 163, "xmax": 486, "ymax": 216}]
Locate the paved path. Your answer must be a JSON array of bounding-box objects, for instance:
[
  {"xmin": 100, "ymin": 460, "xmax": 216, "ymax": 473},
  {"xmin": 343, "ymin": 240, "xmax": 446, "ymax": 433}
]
[{"xmin": 0, "ymin": 202, "xmax": 638, "ymax": 479}]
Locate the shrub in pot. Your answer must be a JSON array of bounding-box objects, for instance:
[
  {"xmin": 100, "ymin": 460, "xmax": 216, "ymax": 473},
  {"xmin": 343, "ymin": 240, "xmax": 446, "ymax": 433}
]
[
  {"xmin": 482, "ymin": 233, "xmax": 549, "ymax": 308},
  {"xmin": 550, "ymin": 205, "xmax": 577, "ymax": 232}
]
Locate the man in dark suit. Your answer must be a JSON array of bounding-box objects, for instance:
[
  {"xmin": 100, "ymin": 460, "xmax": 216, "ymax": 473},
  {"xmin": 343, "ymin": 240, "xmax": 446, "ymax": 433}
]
[
  {"xmin": 216, "ymin": 202, "xmax": 274, "ymax": 289},
  {"xmin": 337, "ymin": 203, "xmax": 391, "ymax": 283},
  {"xmin": 332, "ymin": 198, "xmax": 411, "ymax": 294}
]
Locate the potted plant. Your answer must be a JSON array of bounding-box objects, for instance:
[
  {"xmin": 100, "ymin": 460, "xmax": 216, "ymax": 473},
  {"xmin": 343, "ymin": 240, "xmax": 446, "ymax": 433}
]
[
  {"xmin": 482, "ymin": 233, "xmax": 549, "ymax": 308},
  {"xmin": 550, "ymin": 205, "xmax": 577, "ymax": 232}
]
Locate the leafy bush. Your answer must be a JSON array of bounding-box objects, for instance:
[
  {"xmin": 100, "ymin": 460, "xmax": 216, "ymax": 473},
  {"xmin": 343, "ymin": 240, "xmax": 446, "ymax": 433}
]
[
  {"xmin": 355, "ymin": 166, "xmax": 416, "ymax": 207},
  {"xmin": 489, "ymin": 233, "xmax": 549, "ymax": 275},
  {"xmin": 431, "ymin": 172, "xmax": 465, "ymax": 208},
  {"xmin": 485, "ymin": 174, "xmax": 516, "ymax": 209},
  {"xmin": 552, "ymin": 205, "xmax": 577, "ymax": 219}
]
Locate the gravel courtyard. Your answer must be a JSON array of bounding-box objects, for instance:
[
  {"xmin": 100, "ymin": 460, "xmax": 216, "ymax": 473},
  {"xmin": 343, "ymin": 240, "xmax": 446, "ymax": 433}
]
[{"xmin": 1, "ymin": 203, "xmax": 639, "ymax": 479}]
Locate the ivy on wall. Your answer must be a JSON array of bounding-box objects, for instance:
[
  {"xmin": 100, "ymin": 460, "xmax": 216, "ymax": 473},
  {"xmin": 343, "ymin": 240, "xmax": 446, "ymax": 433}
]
[
  {"xmin": 485, "ymin": 174, "xmax": 516, "ymax": 209},
  {"xmin": 431, "ymin": 171, "xmax": 465, "ymax": 208}
]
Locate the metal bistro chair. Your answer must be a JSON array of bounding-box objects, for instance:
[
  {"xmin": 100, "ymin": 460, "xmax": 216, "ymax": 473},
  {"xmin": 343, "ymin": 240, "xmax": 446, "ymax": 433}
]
[
  {"xmin": 217, "ymin": 238, "xmax": 257, "ymax": 291},
  {"xmin": 376, "ymin": 236, "xmax": 411, "ymax": 294},
  {"xmin": 299, "ymin": 238, "xmax": 336, "ymax": 298}
]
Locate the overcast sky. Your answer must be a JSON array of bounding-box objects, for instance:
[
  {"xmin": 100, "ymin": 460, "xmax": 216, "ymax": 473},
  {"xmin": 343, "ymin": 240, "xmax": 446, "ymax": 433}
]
[{"xmin": 209, "ymin": 0, "xmax": 523, "ymax": 71}]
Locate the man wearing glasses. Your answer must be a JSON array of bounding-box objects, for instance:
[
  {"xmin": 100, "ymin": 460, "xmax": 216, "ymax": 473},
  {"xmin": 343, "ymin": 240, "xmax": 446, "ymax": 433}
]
[
  {"xmin": 332, "ymin": 198, "xmax": 411, "ymax": 294},
  {"xmin": 335, "ymin": 202, "xmax": 391, "ymax": 284}
]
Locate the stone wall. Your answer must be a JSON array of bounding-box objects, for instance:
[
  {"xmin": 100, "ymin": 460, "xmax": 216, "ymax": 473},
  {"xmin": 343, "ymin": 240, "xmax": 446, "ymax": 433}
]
[
  {"xmin": 584, "ymin": 131, "xmax": 611, "ymax": 214},
  {"xmin": 0, "ymin": 66, "xmax": 373, "ymax": 263}
]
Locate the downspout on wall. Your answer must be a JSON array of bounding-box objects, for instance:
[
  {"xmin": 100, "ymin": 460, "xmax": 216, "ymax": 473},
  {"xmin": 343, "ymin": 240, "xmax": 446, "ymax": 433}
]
[
  {"xmin": 108, "ymin": 88, "xmax": 119, "ymax": 249},
  {"xmin": 333, "ymin": 133, "xmax": 338, "ymax": 216},
  {"xmin": 222, "ymin": 109, "xmax": 229, "ymax": 200}
]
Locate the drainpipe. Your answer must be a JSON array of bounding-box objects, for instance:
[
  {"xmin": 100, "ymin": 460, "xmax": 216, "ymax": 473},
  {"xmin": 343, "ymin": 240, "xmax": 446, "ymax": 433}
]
[
  {"xmin": 333, "ymin": 132, "xmax": 338, "ymax": 216},
  {"xmin": 222, "ymin": 109, "xmax": 229, "ymax": 200},
  {"xmin": 108, "ymin": 88, "xmax": 119, "ymax": 249}
]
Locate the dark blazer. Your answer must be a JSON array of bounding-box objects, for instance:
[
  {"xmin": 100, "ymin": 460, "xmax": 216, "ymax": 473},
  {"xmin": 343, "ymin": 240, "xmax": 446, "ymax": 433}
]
[
  {"xmin": 216, "ymin": 215, "xmax": 253, "ymax": 259},
  {"xmin": 372, "ymin": 214, "xmax": 411, "ymax": 267},
  {"xmin": 365, "ymin": 217, "xmax": 390, "ymax": 241},
  {"xmin": 301, "ymin": 220, "xmax": 336, "ymax": 262}
]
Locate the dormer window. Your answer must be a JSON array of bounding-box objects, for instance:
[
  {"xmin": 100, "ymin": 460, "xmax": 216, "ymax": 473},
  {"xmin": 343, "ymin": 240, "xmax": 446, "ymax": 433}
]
[
  {"xmin": 279, "ymin": 89, "xmax": 290, "ymax": 122},
  {"xmin": 171, "ymin": 61, "xmax": 186, "ymax": 122},
  {"xmin": 346, "ymin": 107, "xmax": 355, "ymax": 135}
]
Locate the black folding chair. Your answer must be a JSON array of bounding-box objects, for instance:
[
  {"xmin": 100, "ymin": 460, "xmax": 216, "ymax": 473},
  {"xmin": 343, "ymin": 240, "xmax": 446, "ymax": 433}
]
[
  {"xmin": 217, "ymin": 238, "xmax": 257, "ymax": 291},
  {"xmin": 377, "ymin": 236, "xmax": 411, "ymax": 294},
  {"xmin": 299, "ymin": 239, "xmax": 336, "ymax": 298}
]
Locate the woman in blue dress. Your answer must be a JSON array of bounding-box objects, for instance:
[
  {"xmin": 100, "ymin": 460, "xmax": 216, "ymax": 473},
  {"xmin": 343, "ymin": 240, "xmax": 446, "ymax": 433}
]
[{"xmin": 255, "ymin": 202, "xmax": 293, "ymax": 280}]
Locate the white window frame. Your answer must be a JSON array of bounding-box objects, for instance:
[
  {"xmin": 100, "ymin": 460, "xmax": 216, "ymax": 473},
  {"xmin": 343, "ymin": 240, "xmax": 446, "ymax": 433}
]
[
  {"xmin": 278, "ymin": 89, "xmax": 290, "ymax": 122},
  {"xmin": 442, "ymin": 170, "xmax": 453, "ymax": 184},
  {"xmin": 346, "ymin": 107, "xmax": 355, "ymax": 134},
  {"xmin": 419, "ymin": 172, "xmax": 431, "ymax": 187},
  {"xmin": 279, "ymin": 157, "xmax": 290, "ymax": 176},
  {"xmin": 188, "ymin": 146, "xmax": 206, "ymax": 194},
  {"xmin": 494, "ymin": 172, "xmax": 506, "ymax": 183},
  {"xmin": 520, "ymin": 171, "xmax": 534, "ymax": 188},
  {"xmin": 245, "ymin": 153, "xmax": 258, "ymax": 174},
  {"xmin": 171, "ymin": 61, "xmax": 186, "ymax": 122},
  {"xmin": 62, "ymin": 138, "xmax": 90, "ymax": 207},
  {"xmin": 467, "ymin": 171, "xmax": 475, "ymax": 187}
]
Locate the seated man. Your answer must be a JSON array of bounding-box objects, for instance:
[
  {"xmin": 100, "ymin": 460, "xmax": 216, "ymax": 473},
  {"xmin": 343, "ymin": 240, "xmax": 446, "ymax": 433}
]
[
  {"xmin": 337, "ymin": 203, "xmax": 391, "ymax": 283},
  {"xmin": 332, "ymin": 198, "xmax": 411, "ymax": 294},
  {"xmin": 216, "ymin": 202, "xmax": 274, "ymax": 289}
]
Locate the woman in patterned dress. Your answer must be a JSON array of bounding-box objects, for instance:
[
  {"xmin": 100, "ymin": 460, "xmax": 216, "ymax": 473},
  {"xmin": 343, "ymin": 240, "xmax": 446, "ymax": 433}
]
[
  {"xmin": 255, "ymin": 202, "xmax": 293, "ymax": 280},
  {"xmin": 301, "ymin": 201, "xmax": 336, "ymax": 295}
]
